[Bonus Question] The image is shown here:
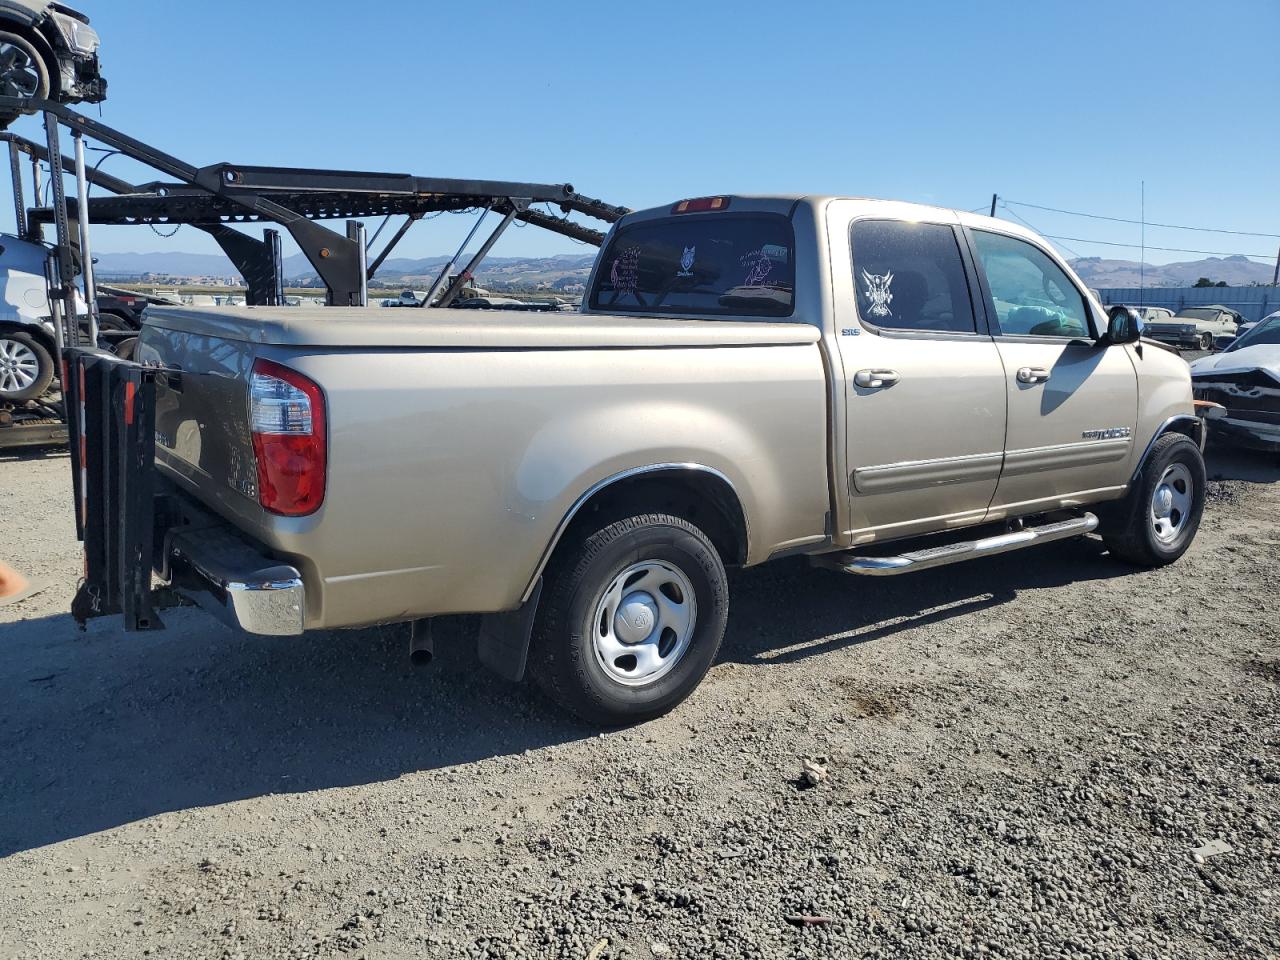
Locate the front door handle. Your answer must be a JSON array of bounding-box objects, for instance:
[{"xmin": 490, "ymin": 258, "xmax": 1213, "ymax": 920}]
[
  {"xmin": 854, "ymin": 368, "xmax": 900, "ymax": 389},
  {"xmin": 1016, "ymin": 366, "xmax": 1051, "ymax": 384}
]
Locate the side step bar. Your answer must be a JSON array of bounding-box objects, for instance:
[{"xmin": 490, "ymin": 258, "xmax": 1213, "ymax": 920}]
[{"xmin": 827, "ymin": 513, "xmax": 1099, "ymax": 577}]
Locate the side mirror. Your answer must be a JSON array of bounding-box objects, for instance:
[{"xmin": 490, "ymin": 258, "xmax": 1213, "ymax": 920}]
[
  {"xmin": 1212, "ymin": 334, "xmax": 1236, "ymax": 353},
  {"xmin": 1104, "ymin": 305, "xmax": 1143, "ymax": 345}
]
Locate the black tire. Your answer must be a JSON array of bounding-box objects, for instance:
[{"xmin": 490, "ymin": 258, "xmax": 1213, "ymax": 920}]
[
  {"xmin": 1101, "ymin": 433, "xmax": 1205, "ymax": 567},
  {"xmin": 530, "ymin": 513, "xmax": 729, "ymax": 726},
  {"xmin": 97, "ymin": 312, "xmax": 138, "ymax": 333},
  {"xmin": 1199, "ymin": 332, "xmax": 1213, "ymax": 352},
  {"xmin": 0, "ymin": 30, "xmax": 50, "ymax": 129},
  {"xmin": 0, "ymin": 330, "xmax": 55, "ymax": 402}
]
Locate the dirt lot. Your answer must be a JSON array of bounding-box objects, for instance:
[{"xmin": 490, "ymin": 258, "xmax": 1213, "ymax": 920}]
[{"xmin": 1, "ymin": 445, "xmax": 1278, "ymax": 960}]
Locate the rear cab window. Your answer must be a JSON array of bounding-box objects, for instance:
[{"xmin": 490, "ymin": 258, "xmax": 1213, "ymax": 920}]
[{"xmin": 590, "ymin": 213, "xmax": 795, "ymax": 318}]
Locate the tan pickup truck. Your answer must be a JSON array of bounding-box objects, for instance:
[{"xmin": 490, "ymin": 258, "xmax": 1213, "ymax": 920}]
[{"xmin": 77, "ymin": 195, "xmax": 1207, "ymax": 725}]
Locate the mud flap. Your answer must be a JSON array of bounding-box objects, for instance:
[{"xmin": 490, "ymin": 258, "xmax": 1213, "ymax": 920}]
[{"xmin": 477, "ymin": 579, "xmax": 542, "ymax": 682}]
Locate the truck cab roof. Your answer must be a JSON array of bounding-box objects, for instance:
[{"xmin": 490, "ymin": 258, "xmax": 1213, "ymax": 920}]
[{"xmin": 617, "ymin": 194, "xmax": 1051, "ymax": 245}]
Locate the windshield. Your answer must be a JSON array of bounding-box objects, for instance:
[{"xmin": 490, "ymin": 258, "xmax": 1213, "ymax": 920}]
[
  {"xmin": 1176, "ymin": 308, "xmax": 1223, "ymax": 321},
  {"xmin": 590, "ymin": 213, "xmax": 795, "ymax": 318},
  {"xmin": 1226, "ymin": 315, "xmax": 1280, "ymax": 352}
]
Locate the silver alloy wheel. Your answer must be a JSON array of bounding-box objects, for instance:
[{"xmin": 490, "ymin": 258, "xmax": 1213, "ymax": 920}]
[
  {"xmin": 0, "ymin": 336, "xmax": 40, "ymax": 394},
  {"xmin": 1150, "ymin": 462, "xmax": 1193, "ymax": 544},
  {"xmin": 0, "ymin": 42, "xmax": 41, "ymax": 98},
  {"xmin": 590, "ymin": 560, "xmax": 697, "ymax": 686}
]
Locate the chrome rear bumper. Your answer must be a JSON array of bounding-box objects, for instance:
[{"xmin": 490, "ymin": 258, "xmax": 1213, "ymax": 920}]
[{"xmin": 168, "ymin": 527, "xmax": 305, "ymax": 636}]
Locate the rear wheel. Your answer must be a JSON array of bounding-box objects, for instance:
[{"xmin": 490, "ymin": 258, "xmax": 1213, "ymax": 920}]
[
  {"xmin": 530, "ymin": 513, "xmax": 729, "ymax": 726},
  {"xmin": 0, "ymin": 331, "xmax": 54, "ymax": 402},
  {"xmin": 1101, "ymin": 433, "xmax": 1205, "ymax": 567}
]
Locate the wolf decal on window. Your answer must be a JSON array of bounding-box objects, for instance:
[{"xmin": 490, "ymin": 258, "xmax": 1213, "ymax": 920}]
[{"xmin": 861, "ymin": 269, "xmax": 894, "ymax": 319}]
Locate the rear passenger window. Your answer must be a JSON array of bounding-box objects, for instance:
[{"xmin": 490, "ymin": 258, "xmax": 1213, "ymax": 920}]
[
  {"xmin": 851, "ymin": 220, "xmax": 977, "ymax": 334},
  {"xmin": 971, "ymin": 230, "xmax": 1092, "ymax": 338}
]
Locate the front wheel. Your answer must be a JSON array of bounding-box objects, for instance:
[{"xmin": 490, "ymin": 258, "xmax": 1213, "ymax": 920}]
[
  {"xmin": 1199, "ymin": 332, "xmax": 1213, "ymax": 351},
  {"xmin": 530, "ymin": 513, "xmax": 729, "ymax": 726},
  {"xmin": 1101, "ymin": 433, "xmax": 1205, "ymax": 567}
]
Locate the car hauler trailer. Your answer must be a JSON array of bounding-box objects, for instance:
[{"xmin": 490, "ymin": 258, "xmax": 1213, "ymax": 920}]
[{"xmin": 0, "ymin": 96, "xmax": 629, "ymax": 450}]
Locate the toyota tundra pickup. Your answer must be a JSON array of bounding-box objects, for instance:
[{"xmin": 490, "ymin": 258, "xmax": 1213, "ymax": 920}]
[{"xmin": 68, "ymin": 196, "xmax": 1208, "ymax": 725}]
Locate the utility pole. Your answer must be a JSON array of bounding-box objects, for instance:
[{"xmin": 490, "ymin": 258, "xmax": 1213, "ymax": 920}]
[
  {"xmin": 1139, "ymin": 181, "xmax": 1145, "ymax": 306},
  {"xmin": 1273, "ymin": 243, "xmax": 1279, "ymax": 286},
  {"xmin": 989, "ymin": 194, "xmax": 998, "ymax": 218}
]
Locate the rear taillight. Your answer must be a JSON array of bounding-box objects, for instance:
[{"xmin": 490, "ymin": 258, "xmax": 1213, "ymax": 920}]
[{"xmin": 249, "ymin": 358, "xmax": 326, "ymax": 516}]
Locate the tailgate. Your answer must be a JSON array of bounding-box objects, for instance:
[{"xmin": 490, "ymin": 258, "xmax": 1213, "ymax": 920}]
[{"xmin": 138, "ymin": 322, "xmax": 264, "ymax": 528}]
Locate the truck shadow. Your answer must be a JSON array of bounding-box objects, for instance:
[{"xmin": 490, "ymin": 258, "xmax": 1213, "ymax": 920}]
[
  {"xmin": 719, "ymin": 535, "xmax": 1126, "ymax": 666},
  {"xmin": 0, "ymin": 534, "xmax": 1132, "ymax": 856}
]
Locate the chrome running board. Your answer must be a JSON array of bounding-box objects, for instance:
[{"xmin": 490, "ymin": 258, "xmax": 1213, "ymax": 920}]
[{"xmin": 829, "ymin": 513, "xmax": 1099, "ymax": 577}]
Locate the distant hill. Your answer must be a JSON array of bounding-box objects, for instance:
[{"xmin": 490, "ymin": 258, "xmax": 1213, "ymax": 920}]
[
  {"xmin": 95, "ymin": 250, "xmax": 598, "ymax": 289},
  {"xmin": 93, "ymin": 249, "xmax": 1276, "ymax": 292},
  {"xmin": 317, "ymin": 253, "xmax": 599, "ymax": 289},
  {"xmin": 1068, "ymin": 255, "xmax": 1275, "ymax": 288},
  {"xmin": 94, "ymin": 251, "xmax": 244, "ymax": 277}
]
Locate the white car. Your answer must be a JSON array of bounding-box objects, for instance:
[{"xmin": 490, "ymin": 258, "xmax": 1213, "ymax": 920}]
[
  {"xmin": 1190, "ymin": 314, "xmax": 1280, "ymax": 451},
  {"xmin": 0, "ymin": 232, "xmax": 87, "ymax": 402}
]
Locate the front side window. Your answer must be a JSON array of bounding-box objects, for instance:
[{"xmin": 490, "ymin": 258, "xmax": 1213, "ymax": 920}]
[
  {"xmin": 972, "ymin": 230, "xmax": 1092, "ymax": 338},
  {"xmin": 850, "ymin": 220, "xmax": 976, "ymax": 334},
  {"xmin": 589, "ymin": 214, "xmax": 795, "ymax": 318}
]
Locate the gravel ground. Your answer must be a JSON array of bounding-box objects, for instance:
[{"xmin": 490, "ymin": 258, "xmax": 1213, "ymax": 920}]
[{"xmin": 1, "ymin": 444, "xmax": 1277, "ymax": 960}]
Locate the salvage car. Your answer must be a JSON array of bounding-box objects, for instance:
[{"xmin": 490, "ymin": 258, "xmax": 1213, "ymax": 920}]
[
  {"xmin": 0, "ymin": 1, "xmax": 106, "ymax": 127},
  {"xmin": 1191, "ymin": 313, "xmax": 1280, "ymax": 451},
  {"xmin": 0, "ymin": 229, "xmax": 86, "ymax": 401},
  {"xmin": 1144, "ymin": 305, "xmax": 1243, "ymax": 351},
  {"xmin": 1131, "ymin": 306, "xmax": 1175, "ymax": 324},
  {"xmin": 70, "ymin": 196, "xmax": 1208, "ymax": 725},
  {"xmin": 1235, "ymin": 310, "xmax": 1279, "ymax": 340}
]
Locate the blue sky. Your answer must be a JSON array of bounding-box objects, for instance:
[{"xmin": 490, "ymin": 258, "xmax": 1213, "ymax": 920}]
[{"xmin": 6, "ymin": 0, "xmax": 1278, "ymax": 266}]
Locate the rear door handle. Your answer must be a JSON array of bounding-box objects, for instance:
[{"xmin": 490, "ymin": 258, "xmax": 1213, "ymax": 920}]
[
  {"xmin": 854, "ymin": 368, "xmax": 900, "ymax": 389},
  {"xmin": 1016, "ymin": 366, "xmax": 1051, "ymax": 384}
]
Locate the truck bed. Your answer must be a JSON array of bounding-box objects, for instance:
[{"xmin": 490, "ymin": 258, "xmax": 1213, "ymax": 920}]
[{"xmin": 132, "ymin": 306, "xmax": 832, "ymax": 630}]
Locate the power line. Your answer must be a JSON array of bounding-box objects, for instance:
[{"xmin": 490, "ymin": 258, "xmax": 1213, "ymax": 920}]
[
  {"xmin": 998, "ymin": 204, "xmax": 1084, "ymax": 259},
  {"xmin": 1003, "ymin": 198, "xmax": 1280, "ymax": 240},
  {"xmin": 1039, "ymin": 234, "xmax": 1274, "ymax": 260}
]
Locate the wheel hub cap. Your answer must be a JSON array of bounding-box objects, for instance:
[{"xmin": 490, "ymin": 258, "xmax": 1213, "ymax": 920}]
[
  {"xmin": 1150, "ymin": 463, "xmax": 1193, "ymax": 544},
  {"xmin": 591, "ymin": 560, "xmax": 698, "ymax": 686},
  {"xmin": 614, "ymin": 593, "xmax": 659, "ymax": 645}
]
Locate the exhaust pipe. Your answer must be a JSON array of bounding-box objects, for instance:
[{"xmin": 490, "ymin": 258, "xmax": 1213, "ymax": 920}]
[{"xmin": 409, "ymin": 618, "xmax": 434, "ymax": 667}]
